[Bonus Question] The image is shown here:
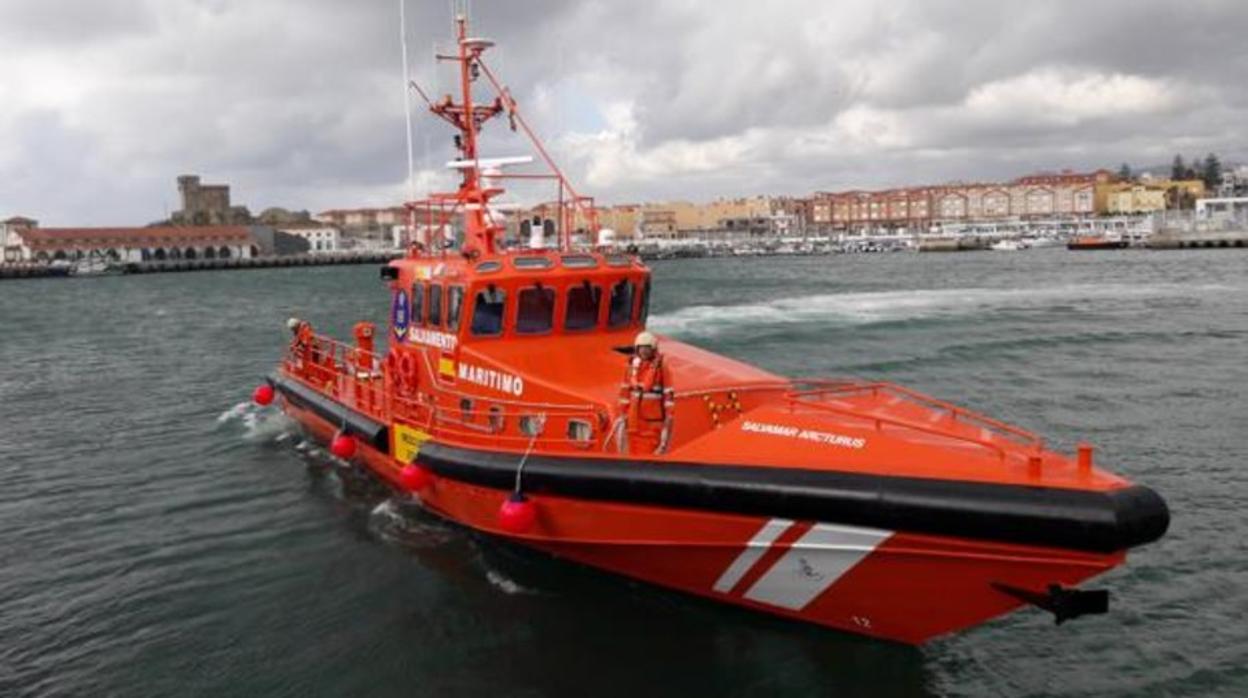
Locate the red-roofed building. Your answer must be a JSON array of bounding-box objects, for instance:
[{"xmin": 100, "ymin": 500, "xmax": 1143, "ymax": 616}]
[{"xmin": 4, "ymin": 225, "xmax": 260, "ymax": 263}]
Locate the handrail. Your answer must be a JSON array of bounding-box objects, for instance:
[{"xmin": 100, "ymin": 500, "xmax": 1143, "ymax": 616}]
[
  {"xmin": 788, "ymin": 380, "xmax": 1042, "ymax": 449},
  {"xmin": 283, "ymin": 333, "xmax": 608, "ymax": 452},
  {"xmin": 284, "ymin": 333, "xmax": 1044, "ymax": 461}
]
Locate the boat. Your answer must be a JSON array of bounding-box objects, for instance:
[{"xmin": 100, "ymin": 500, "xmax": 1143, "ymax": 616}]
[
  {"xmin": 70, "ymin": 256, "xmax": 123, "ymax": 277},
  {"xmin": 256, "ymin": 14, "xmax": 1168, "ymax": 644},
  {"xmin": 1067, "ymin": 235, "xmax": 1129, "ymax": 250},
  {"xmin": 1022, "ymin": 235, "xmax": 1063, "ymax": 249},
  {"xmin": 990, "ymin": 239, "xmax": 1025, "ymax": 251}
]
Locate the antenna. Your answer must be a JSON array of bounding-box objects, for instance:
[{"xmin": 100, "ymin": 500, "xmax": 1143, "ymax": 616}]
[{"xmin": 399, "ymin": 0, "xmax": 415, "ymax": 204}]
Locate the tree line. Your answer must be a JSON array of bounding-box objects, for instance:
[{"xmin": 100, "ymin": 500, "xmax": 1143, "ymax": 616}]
[{"xmin": 1116, "ymin": 153, "xmax": 1225, "ymax": 190}]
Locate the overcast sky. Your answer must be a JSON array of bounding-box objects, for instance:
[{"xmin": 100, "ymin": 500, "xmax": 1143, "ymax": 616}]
[{"xmin": 2, "ymin": 0, "xmax": 1245, "ymax": 226}]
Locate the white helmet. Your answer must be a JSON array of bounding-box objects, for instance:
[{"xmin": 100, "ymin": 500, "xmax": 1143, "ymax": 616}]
[
  {"xmin": 634, "ymin": 331, "xmax": 658, "ymax": 349},
  {"xmin": 287, "ymin": 317, "xmax": 301, "ymax": 331}
]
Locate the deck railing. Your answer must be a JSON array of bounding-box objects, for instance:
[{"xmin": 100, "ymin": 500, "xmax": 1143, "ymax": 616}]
[
  {"xmin": 784, "ymin": 379, "xmax": 1044, "ymax": 460},
  {"xmin": 284, "ymin": 335, "xmax": 1044, "ymax": 461},
  {"xmin": 284, "ymin": 334, "xmax": 609, "ymax": 453}
]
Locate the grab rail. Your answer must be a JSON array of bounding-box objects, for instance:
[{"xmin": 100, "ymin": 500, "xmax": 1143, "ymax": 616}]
[
  {"xmin": 284, "ymin": 332, "xmax": 609, "ymax": 453},
  {"xmin": 784, "ymin": 379, "xmax": 1043, "ymax": 461},
  {"xmin": 282, "ymin": 333, "xmax": 1044, "ymax": 461}
]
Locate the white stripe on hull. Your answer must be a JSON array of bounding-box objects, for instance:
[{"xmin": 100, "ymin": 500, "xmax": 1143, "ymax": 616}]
[
  {"xmin": 712, "ymin": 518, "xmax": 794, "ymax": 593},
  {"xmin": 743, "ymin": 523, "xmax": 893, "ymax": 611}
]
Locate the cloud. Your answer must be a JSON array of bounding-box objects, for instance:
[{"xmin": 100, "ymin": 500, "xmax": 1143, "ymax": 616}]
[
  {"xmin": 1, "ymin": 0, "xmax": 1246, "ymax": 224},
  {"xmin": 964, "ymin": 69, "xmax": 1179, "ymax": 126}
]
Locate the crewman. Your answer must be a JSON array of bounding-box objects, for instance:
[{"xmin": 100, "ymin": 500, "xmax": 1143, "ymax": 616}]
[
  {"xmin": 350, "ymin": 321, "xmax": 377, "ymax": 377},
  {"xmin": 625, "ymin": 331, "xmax": 673, "ymax": 452},
  {"xmin": 288, "ymin": 317, "xmax": 315, "ymax": 369}
]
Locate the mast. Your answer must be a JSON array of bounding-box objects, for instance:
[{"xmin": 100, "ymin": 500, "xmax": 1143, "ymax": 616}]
[
  {"xmin": 411, "ymin": 10, "xmax": 597, "ymax": 257},
  {"xmin": 399, "ymin": 0, "xmax": 417, "ymax": 245},
  {"xmin": 426, "ymin": 13, "xmax": 504, "ymax": 257}
]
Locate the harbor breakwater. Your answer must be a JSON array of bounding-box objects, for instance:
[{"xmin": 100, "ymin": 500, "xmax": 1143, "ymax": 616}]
[{"xmin": 0, "ymin": 251, "xmax": 402, "ymax": 280}]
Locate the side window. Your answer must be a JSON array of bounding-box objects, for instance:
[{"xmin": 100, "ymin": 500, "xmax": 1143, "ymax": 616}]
[
  {"xmin": 565, "ymin": 282, "xmax": 601, "ymax": 331},
  {"xmin": 411, "ymin": 284, "xmax": 425, "ymax": 327},
  {"xmin": 429, "ymin": 284, "xmax": 443, "ymax": 327},
  {"xmin": 517, "ymin": 285, "xmax": 556, "ymax": 334},
  {"xmin": 471, "ymin": 287, "xmax": 506, "ymax": 336},
  {"xmin": 608, "ymin": 280, "xmax": 635, "ymax": 328},
  {"xmin": 447, "ymin": 286, "xmax": 464, "ymax": 332},
  {"xmin": 638, "ymin": 278, "xmax": 651, "ymax": 326}
]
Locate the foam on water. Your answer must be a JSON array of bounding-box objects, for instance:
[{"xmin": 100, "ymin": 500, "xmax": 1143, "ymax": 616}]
[
  {"xmin": 484, "ymin": 568, "xmax": 537, "ymax": 596},
  {"xmin": 368, "ymin": 498, "xmax": 455, "ymax": 549},
  {"xmin": 648, "ymin": 282, "xmax": 1245, "ymax": 339},
  {"xmin": 216, "ymin": 401, "xmax": 296, "ymax": 443}
]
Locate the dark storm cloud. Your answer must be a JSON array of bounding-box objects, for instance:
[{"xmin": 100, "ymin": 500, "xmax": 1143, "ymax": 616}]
[{"xmin": 1, "ymin": 0, "xmax": 1245, "ymax": 224}]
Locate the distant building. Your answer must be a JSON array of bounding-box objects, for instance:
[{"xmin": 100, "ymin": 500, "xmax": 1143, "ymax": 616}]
[
  {"xmin": 172, "ymin": 175, "xmax": 251, "ymax": 225},
  {"xmin": 2, "ymin": 216, "xmax": 38, "ymax": 262},
  {"xmin": 1196, "ymin": 196, "xmax": 1248, "ymax": 224},
  {"xmin": 1218, "ymin": 166, "xmax": 1248, "ymax": 197},
  {"xmin": 4, "ymin": 225, "xmax": 259, "ymax": 263},
  {"xmin": 515, "ymin": 196, "xmax": 801, "ymax": 240},
  {"xmin": 640, "ymin": 208, "xmax": 679, "ymax": 238},
  {"xmin": 315, "ymin": 206, "xmax": 407, "ymax": 230},
  {"xmin": 1105, "ymin": 185, "xmax": 1168, "ymax": 214},
  {"xmin": 811, "ymin": 170, "xmax": 1112, "ymax": 232},
  {"xmin": 277, "ymin": 223, "xmax": 341, "ymax": 252}
]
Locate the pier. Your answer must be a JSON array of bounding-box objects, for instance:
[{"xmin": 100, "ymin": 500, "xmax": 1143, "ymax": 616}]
[
  {"xmin": 0, "ymin": 251, "xmax": 402, "ymax": 280},
  {"xmin": 1145, "ymin": 229, "xmax": 1248, "ymax": 249},
  {"xmin": 121, "ymin": 251, "xmax": 401, "ymax": 273}
]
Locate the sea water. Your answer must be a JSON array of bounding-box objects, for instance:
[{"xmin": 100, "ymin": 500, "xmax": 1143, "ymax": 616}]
[{"xmin": 1, "ymin": 249, "xmax": 1245, "ymax": 696}]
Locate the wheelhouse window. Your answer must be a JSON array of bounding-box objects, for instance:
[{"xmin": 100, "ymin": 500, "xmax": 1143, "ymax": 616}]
[
  {"xmin": 411, "ymin": 284, "xmax": 425, "ymax": 327},
  {"xmin": 517, "ymin": 285, "xmax": 556, "ymax": 334},
  {"xmin": 513, "ymin": 256, "xmax": 554, "ymax": 270},
  {"xmin": 565, "ymin": 282, "xmax": 601, "ymax": 331},
  {"xmin": 608, "ymin": 280, "xmax": 635, "ymax": 328},
  {"xmin": 428, "ymin": 284, "xmax": 443, "ymax": 327},
  {"xmin": 471, "ymin": 287, "xmax": 506, "ymax": 337},
  {"xmin": 447, "ymin": 286, "xmax": 464, "ymax": 332},
  {"xmin": 638, "ymin": 278, "xmax": 651, "ymax": 326}
]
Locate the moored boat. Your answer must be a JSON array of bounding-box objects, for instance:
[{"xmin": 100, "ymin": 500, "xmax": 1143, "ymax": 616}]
[
  {"xmin": 256, "ymin": 14, "xmax": 1168, "ymax": 644},
  {"xmin": 1067, "ymin": 235, "xmax": 1129, "ymax": 250}
]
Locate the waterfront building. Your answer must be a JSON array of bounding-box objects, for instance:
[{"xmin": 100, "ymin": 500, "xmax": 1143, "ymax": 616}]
[
  {"xmin": 276, "ymin": 223, "xmax": 341, "ymax": 252},
  {"xmin": 811, "ymin": 170, "xmax": 1111, "ymax": 232},
  {"xmin": 1217, "ymin": 166, "xmax": 1248, "ymax": 198},
  {"xmin": 315, "ymin": 206, "xmax": 408, "ymax": 230},
  {"xmin": 640, "ymin": 207, "xmax": 680, "ymax": 238},
  {"xmin": 4, "ymin": 224, "xmax": 260, "ymax": 263},
  {"xmin": 2, "ymin": 216, "xmax": 39, "ymax": 262},
  {"xmin": 1106, "ymin": 185, "xmax": 1169, "ymax": 215},
  {"xmin": 1195, "ymin": 196, "xmax": 1248, "ymax": 225}
]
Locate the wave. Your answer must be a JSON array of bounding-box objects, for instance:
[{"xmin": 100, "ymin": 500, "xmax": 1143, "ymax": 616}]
[{"xmin": 648, "ymin": 283, "xmax": 1243, "ymax": 339}]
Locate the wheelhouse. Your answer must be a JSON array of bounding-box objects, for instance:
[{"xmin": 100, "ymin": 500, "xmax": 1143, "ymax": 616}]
[{"xmin": 387, "ymin": 250, "xmax": 651, "ymax": 346}]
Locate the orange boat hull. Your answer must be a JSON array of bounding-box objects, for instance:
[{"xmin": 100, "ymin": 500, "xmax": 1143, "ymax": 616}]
[{"xmin": 283, "ymin": 398, "xmax": 1124, "ymax": 644}]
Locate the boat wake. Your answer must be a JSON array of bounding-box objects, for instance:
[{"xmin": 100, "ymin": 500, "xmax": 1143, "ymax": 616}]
[
  {"xmin": 216, "ymin": 400, "xmax": 296, "ymax": 443},
  {"xmin": 484, "ymin": 568, "xmax": 538, "ymax": 596},
  {"xmin": 648, "ymin": 283, "xmax": 1242, "ymax": 339},
  {"xmin": 368, "ymin": 498, "xmax": 456, "ymax": 549}
]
